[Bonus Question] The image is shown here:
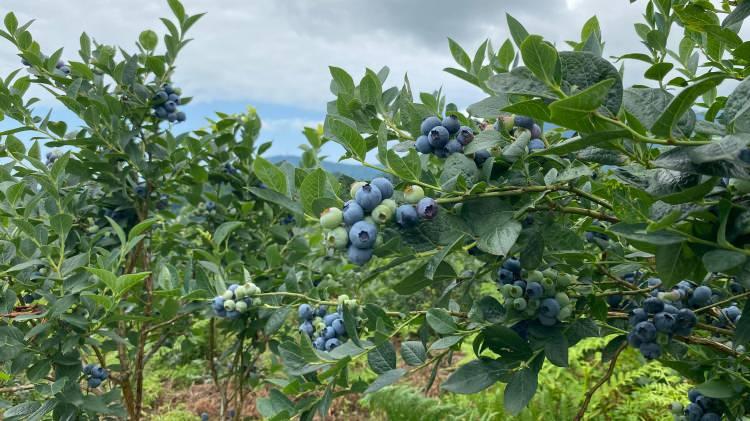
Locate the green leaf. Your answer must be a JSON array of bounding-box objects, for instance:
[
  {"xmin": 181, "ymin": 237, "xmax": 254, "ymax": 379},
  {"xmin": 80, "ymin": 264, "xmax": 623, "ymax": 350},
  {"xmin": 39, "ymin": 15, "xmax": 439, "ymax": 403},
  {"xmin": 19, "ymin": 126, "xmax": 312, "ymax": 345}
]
[
  {"xmin": 329, "ymin": 66, "xmax": 355, "ymax": 94},
  {"xmin": 129, "ymin": 218, "xmax": 157, "ymax": 239},
  {"xmin": 488, "ymin": 67, "xmax": 557, "ymax": 99},
  {"xmin": 520, "ymin": 35, "xmax": 561, "ymax": 86},
  {"xmin": 448, "ymin": 38, "xmax": 471, "ymax": 71},
  {"xmin": 644, "ymin": 62, "xmax": 673, "ymax": 81},
  {"xmin": 167, "ymin": 0, "xmax": 185, "ymax": 21},
  {"xmin": 429, "ymin": 335, "xmax": 463, "ymax": 351},
  {"xmin": 400, "ymin": 341, "xmax": 427, "ymax": 366},
  {"xmin": 559, "ymin": 51, "xmax": 623, "ymax": 115},
  {"xmin": 702, "ymin": 250, "xmax": 747, "ymax": 272},
  {"xmin": 386, "ymin": 149, "xmax": 421, "ymax": 182},
  {"xmin": 392, "ymin": 260, "xmax": 456, "ymax": 295},
  {"xmin": 253, "ymin": 156, "xmax": 287, "ymax": 194},
  {"xmin": 326, "ymin": 117, "xmax": 367, "ymax": 161},
  {"xmin": 610, "ymin": 223, "xmax": 685, "ymax": 245},
  {"xmin": 115, "ymin": 272, "xmax": 150, "ymax": 296},
  {"xmin": 462, "ymin": 199, "xmax": 522, "ymax": 256},
  {"xmin": 359, "ymin": 72, "xmax": 382, "ymax": 106},
  {"xmin": 463, "ymin": 130, "xmax": 503, "ymax": 155},
  {"xmin": 694, "ymin": 379, "xmax": 736, "ymax": 399},
  {"xmin": 504, "ymin": 364, "xmax": 539, "ymax": 414},
  {"xmin": 467, "ymin": 96, "xmax": 509, "ymax": 119},
  {"xmin": 502, "ymin": 99, "xmax": 551, "ymax": 122},
  {"xmin": 736, "ymin": 301, "xmax": 750, "ymax": 346},
  {"xmin": 265, "ymin": 307, "xmax": 291, "ymax": 335},
  {"xmin": 441, "ymin": 358, "xmax": 510, "ymax": 394},
  {"xmin": 655, "ymin": 243, "xmax": 700, "ymax": 287},
  {"xmin": 249, "ymin": 186, "xmax": 303, "ymax": 215},
  {"xmin": 300, "ymin": 168, "xmax": 332, "ymax": 216},
  {"xmin": 506, "ymin": 14, "xmax": 529, "ymax": 47},
  {"xmin": 257, "ymin": 389, "xmax": 295, "ymax": 419},
  {"xmin": 549, "ymin": 79, "xmax": 615, "ymax": 132},
  {"xmin": 537, "ymin": 130, "xmax": 628, "ymax": 156},
  {"xmin": 367, "ymin": 341, "xmax": 396, "ymax": 374},
  {"xmin": 86, "ymin": 267, "xmax": 118, "ymax": 291},
  {"xmin": 424, "ymin": 234, "xmax": 464, "ymax": 280},
  {"xmin": 49, "ymin": 213, "xmax": 73, "ymax": 239},
  {"xmin": 622, "ymin": 87, "xmax": 696, "ymax": 136},
  {"xmin": 365, "ymin": 368, "xmax": 406, "ymax": 394},
  {"xmin": 4, "ymin": 12, "xmax": 18, "ymax": 33},
  {"xmin": 213, "ymin": 221, "xmax": 243, "ymax": 245},
  {"xmin": 651, "ymin": 74, "xmax": 726, "ymax": 137},
  {"xmin": 722, "ymin": 2, "xmax": 750, "ymax": 27},
  {"xmin": 480, "ymin": 324, "xmax": 532, "ymax": 360},
  {"xmin": 426, "ymin": 308, "xmax": 458, "ymax": 335}
]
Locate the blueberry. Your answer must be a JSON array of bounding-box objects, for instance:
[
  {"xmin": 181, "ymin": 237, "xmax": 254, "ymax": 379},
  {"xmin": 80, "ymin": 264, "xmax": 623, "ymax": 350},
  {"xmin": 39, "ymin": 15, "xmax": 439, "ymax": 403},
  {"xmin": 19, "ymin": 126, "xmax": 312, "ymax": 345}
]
[
  {"xmin": 540, "ymin": 298, "xmax": 560, "ymax": 318},
  {"xmin": 528, "ymin": 139, "xmax": 545, "ymax": 151},
  {"xmin": 420, "ymin": 116, "xmax": 442, "ymax": 135},
  {"xmin": 347, "ymin": 245, "xmax": 373, "ymax": 265},
  {"xmin": 653, "ymin": 312, "xmax": 676, "ymax": 333},
  {"xmin": 87, "ymin": 377, "xmax": 102, "ymax": 388},
  {"xmin": 342, "ymin": 200, "xmax": 365, "ymax": 225},
  {"xmin": 370, "ymin": 177, "xmax": 394, "ymax": 200},
  {"xmin": 691, "ymin": 286, "xmax": 712, "ymax": 307},
  {"xmin": 371, "ymin": 204, "xmax": 394, "ymax": 224},
  {"xmin": 639, "ymin": 341, "xmax": 661, "ymax": 359},
  {"xmin": 525, "ymin": 282, "xmax": 543, "ymax": 299},
  {"xmin": 474, "ymin": 149, "xmax": 491, "ymax": 166},
  {"xmin": 629, "ymin": 308, "xmax": 648, "ymax": 326},
  {"xmin": 162, "ymin": 84, "xmax": 174, "ymax": 94},
  {"xmin": 676, "ymin": 308, "xmax": 697, "ymax": 330},
  {"xmin": 643, "ymin": 297, "xmax": 665, "ymax": 314},
  {"xmin": 685, "ymin": 402, "xmax": 703, "ymax": 421},
  {"xmin": 396, "ymin": 205, "xmax": 419, "ymax": 227},
  {"xmin": 627, "ymin": 331, "xmax": 642, "ymax": 348},
  {"xmin": 729, "ymin": 281, "xmax": 745, "ymax": 294},
  {"xmin": 514, "ymin": 116, "xmax": 534, "ymax": 130},
  {"xmin": 634, "ymin": 321, "xmax": 657, "ymax": 342},
  {"xmin": 531, "ymin": 124, "xmax": 542, "ymax": 139},
  {"xmin": 497, "ymin": 268, "xmax": 514, "ymax": 285},
  {"xmin": 663, "ymin": 304, "xmax": 679, "ymax": 314},
  {"xmin": 513, "ymin": 297, "xmax": 527, "ymax": 311},
  {"xmin": 433, "ymin": 147, "xmax": 450, "ymax": 158},
  {"xmin": 320, "ymin": 207, "xmax": 344, "ymax": 229},
  {"xmin": 325, "ymin": 338, "xmax": 342, "ymax": 351},
  {"xmin": 59, "ymin": 65, "xmax": 70, "ymax": 75},
  {"xmin": 323, "ymin": 326, "xmax": 336, "ymax": 340},
  {"xmin": 456, "ymin": 126, "xmax": 474, "ymax": 145},
  {"xmin": 699, "ymin": 413, "xmax": 720, "ymax": 421},
  {"xmin": 722, "ymin": 305, "xmax": 741, "ymax": 323},
  {"xmin": 441, "ymin": 115, "xmax": 460, "ymax": 133},
  {"xmin": 738, "ymin": 148, "xmax": 750, "ymax": 164},
  {"xmin": 416, "ymin": 197, "xmax": 438, "ymax": 220},
  {"xmin": 167, "ymin": 112, "xmax": 177, "ymax": 122},
  {"xmin": 607, "ymin": 294, "xmax": 623, "ymax": 307},
  {"xmin": 83, "ymin": 364, "xmax": 94, "ymax": 375},
  {"xmin": 298, "ymin": 304, "xmax": 314, "ymax": 321},
  {"xmin": 313, "ymin": 336, "xmax": 326, "ymax": 350},
  {"xmin": 647, "ymin": 277, "xmax": 663, "ymax": 288},
  {"xmin": 349, "ymin": 221, "xmax": 377, "ymax": 249},
  {"xmin": 153, "ymin": 91, "xmax": 168, "ymax": 104},
  {"xmin": 168, "ymin": 93, "xmax": 180, "ymax": 102},
  {"xmin": 445, "ymin": 139, "xmax": 463, "ymax": 154},
  {"xmin": 415, "ymin": 135, "xmax": 433, "ymax": 154},
  {"xmin": 201, "ymin": 413, "xmax": 209, "ymax": 421},
  {"xmin": 155, "ymin": 106, "xmax": 168, "ymax": 119},
  {"xmin": 688, "ymin": 389, "xmax": 701, "ymax": 403},
  {"xmin": 538, "ymin": 314, "xmax": 557, "ymax": 326},
  {"xmin": 332, "ymin": 318, "xmax": 346, "ymax": 335},
  {"xmin": 355, "ymin": 184, "xmax": 382, "ymax": 212},
  {"xmin": 299, "ymin": 321, "xmax": 314, "ymax": 337},
  {"xmin": 316, "ymin": 306, "xmax": 327, "ymax": 318},
  {"xmin": 176, "ymin": 111, "xmax": 186, "ymax": 122},
  {"xmin": 323, "ymin": 313, "xmax": 340, "ymax": 326},
  {"xmin": 502, "ymin": 257, "xmax": 522, "ymax": 275},
  {"xmin": 428, "ymin": 126, "xmax": 450, "ymax": 148},
  {"xmin": 164, "ymin": 101, "xmax": 177, "ymax": 113},
  {"xmin": 23, "ymin": 294, "xmax": 34, "ymax": 304}
]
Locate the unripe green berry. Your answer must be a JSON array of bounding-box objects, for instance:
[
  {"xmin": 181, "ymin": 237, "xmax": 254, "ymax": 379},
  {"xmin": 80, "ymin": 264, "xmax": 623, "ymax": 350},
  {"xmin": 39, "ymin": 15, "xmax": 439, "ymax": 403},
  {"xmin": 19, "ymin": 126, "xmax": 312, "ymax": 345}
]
[
  {"xmin": 350, "ymin": 181, "xmax": 367, "ymax": 198},
  {"xmin": 344, "ymin": 299, "xmax": 357, "ymax": 309},
  {"xmin": 363, "ymin": 216, "xmax": 376, "ymax": 225},
  {"xmin": 337, "ymin": 295, "xmax": 350, "ymax": 305},
  {"xmin": 381, "ymin": 199, "xmax": 397, "ymax": 212},
  {"xmin": 235, "ymin": 300, "xmax": 248, "ymax": 313},
  {"xmin": 541, "ymin": 277, "xmax": 556, "ymax": 293},
  {"xmin": 501, "ymin": 115, "xmax": 515, "ymax": 132},
  {"xmin": 501, "ymin": 284, "xmax": 514, "ymax": 297},
  {"xmin": 234, "ymin": 286, "xmax": 247, "ymax": 299},
  {"xmin": 670, "ymin": 402, "xmax": 683, "ymax": 414},
  {"xmin": 527, "ymin": 270, "xmax": 544, "ymax": 283},
  {"xmin": 557, "ymin": 274, "xmax": 574, "ymax": 288},
  {"xmin": 326, "ymin": 227, "xmax": 349, "ymax": 250},
  {"xmin": 404, "ymin": 185, "xmax": 425, "ymax": 204},
  {"xmin": 555, "ymin": 292, "xmax": 570, "ymax": 307},
  {"xmin": 659, "ymin": 290, "xmax": 682, "ymax": 302},
  {"xmin": 513, "ymin": 297, "xmax": 527, "ymax": 311},
  {"xmin": 542, "ymin": 268, "xmax": 557, "ymax": 280},
  {"xmin": 371, "ymin": 204, "xmax": 393, "ymax": 224},
  {"xmin": 224, "ymin": 299, "xmax": 236, "ymax": 311},
  {"xmin": 39, "ymin": 268, "xmax": 47, "ymax": 275},
  {"xmin": 527, "ymin": 298, "xmax": 540, "ymax": 312},
  {"xmin": 509, "ymin": 285, "xmax": 523, "ymax": 298},
  {"xmin": 320, "ymin": 207, "xmax": 343, "ymax": 229},
  {"xmin": 222, "ymin": 290, "xmax": 234, "ymax": 300},
  {"xmin": 729, "ymin": 178, "xmax": 750, "ymax": 194},
  {"xmin": 244, "ymin": 282, "xmax": 261, "ymax": 296},
  {"xmin": 557, "ymin": 305, "xmax": 572, "ymax": 321}
]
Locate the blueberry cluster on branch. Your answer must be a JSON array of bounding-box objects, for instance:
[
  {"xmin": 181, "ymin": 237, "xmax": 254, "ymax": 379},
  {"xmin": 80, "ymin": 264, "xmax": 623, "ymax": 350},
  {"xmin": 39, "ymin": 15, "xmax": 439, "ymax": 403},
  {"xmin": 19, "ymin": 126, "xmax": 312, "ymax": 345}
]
[
  {"xmin": 151, "ymin": 84, "xmax": 186, "ymax": 123},
  {"xmin": 211, "ymin": 282, "xmax": 261, "ymax": 319},
  {"xmin": 415, "ymin": 115, "xmax": 475, "ymax": 158},
  {"xmin": 82, "ymin": 363, "xmax": 108, "ymax": 388},
  {"xmin": 298, "ymin": 296, "xmax": 357, "ymax": 351}
]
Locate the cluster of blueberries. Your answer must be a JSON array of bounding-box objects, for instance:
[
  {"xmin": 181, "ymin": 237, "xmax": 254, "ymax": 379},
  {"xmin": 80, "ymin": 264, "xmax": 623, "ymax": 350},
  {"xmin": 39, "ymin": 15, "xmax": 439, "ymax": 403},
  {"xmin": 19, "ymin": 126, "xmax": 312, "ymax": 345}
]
[
  {"xmin": 151, "ymin": 84, "xmax": 186, "ymax": 123},
  {"xmin": 670, "ymin": 389, "xmax": 725, "ymax": 421},
  {"xmin": 22, "ymin": 292, "xmax": 41, "ymax": 304},
  {"xmin": 22, "ymin": 57, "xmax": 70, "ymax": 75},
  {"xmin": 320, "ymin": 177, "xmax": 438, "ymax": 265},
  {"xmin": 496, "ymin": 258, "xmax": 574, "ymax": 326},
  {"xmin": 298, "ymin": 299, "xmax": 354, "ymax": 352},
  {"xmin": 45, "ymin": 150, "xmax": 62, "ymax": 166},
  {"xmin": 415, "ymin": 115, "xmax": 476, "ymax": 157},
  {"xmin": 82, "ymin": 363, "xmax": 108, "ymax": 388},
  {"xmin": 210, "ymin": 282, "xmax": 261, "ymax": 319},
  {"xmin": 495, "ymin": 114, "xmax": 545, "ymax": 152}
]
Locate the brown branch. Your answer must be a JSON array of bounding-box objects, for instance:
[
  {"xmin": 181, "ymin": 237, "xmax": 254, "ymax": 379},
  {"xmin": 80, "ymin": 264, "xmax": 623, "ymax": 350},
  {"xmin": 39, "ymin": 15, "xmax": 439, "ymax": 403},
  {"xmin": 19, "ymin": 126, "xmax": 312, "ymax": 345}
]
[
  {"xmin": 573, "ymin": 342, "xmax": 627, "ymax": 421},
  {"xmin": 145, "ymin": 313, "xmax": 191, "ymax": 334},
  {"xmin": 0, "ymin": 384, "xmax": 36, "ymax": 393}
]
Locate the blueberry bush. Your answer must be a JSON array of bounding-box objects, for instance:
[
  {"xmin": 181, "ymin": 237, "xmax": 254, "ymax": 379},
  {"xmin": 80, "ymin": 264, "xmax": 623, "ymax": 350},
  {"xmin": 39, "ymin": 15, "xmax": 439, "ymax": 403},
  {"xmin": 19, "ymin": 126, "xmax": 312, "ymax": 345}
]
[{"xmin": 2, "ymin": 0, "xmax": 750, "ymax": 419}]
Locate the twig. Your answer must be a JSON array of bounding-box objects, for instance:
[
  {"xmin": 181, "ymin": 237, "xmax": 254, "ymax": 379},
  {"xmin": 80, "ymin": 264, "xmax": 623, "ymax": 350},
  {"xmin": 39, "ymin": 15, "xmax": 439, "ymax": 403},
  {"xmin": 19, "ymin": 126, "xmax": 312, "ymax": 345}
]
[
  {"xmin": 0, "ymin": 384, "xmax": 36, "ymax": 393},
  {"xmin": 573, "ymin": 342, "xmax": 626, "ymax": 421},
  {"xmin": 694, "ymin": 290, "xmax": 750, "ymax": 314}
]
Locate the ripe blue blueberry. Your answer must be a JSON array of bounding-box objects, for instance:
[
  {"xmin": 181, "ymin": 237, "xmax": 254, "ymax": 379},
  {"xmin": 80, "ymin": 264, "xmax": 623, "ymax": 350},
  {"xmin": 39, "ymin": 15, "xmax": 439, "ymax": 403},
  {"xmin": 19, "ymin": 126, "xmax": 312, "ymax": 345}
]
[
  {"xmin": 528, "ymin": 139, "xmax": 545, "ymax": 151},
  {"xmin": 325, "ymin": 338, "xmax": 342, "ymax": 351},
  {"xmin": 540, "ymin": 298, "xmax": 560, "ymax": 318},
  {"xmin": 342, "ymin": 200, "xmax": 365, "ymax": 225},
  {"xmin": 163, "ymin": 84, "xmax": 174, "ymax": 94},
  {"xmin": 739, "ymin": 148, "xmax": 750, "ymax": 163},
  {"xmin": 153, "ymin": 91, "xmax": 168, "ymax": 104},
  {"xmin": 420, "ymin": 116, "xmax": 442, "ymax": 135},
  {"xmin": 415, "ymin": 135, "xmax": 433, "ymax": 154},
  {"xmin": 354, "ymin": 183, "xmax": 382, "ymax": 212},
  {"xmin": 201, "ymin": 413, "xmax": 209, "ymax": 421},
  {"xmin": 514, "ymin": 115, "xmax": 534, "ymax": 130},
  {"xmin": 663, "ymin": 304, "xmax": 679, "ymax": 314},
  {"xmin": 155, "ymin": 106, "xmax": 168, "ymax": 119},
  {"xmin": 513, "ymin": 280, "xmax": 527, "ymax": 290},
  {"xmin": 525, "ymin": 282, "xmax": 543, "ymax": 299},
  {"xmin": 691, "ymin": 286, "xmax": 712, "ymax": 307},
  {"xmin": 685, "ymin": 402, "xmax": 703, "ymax": 421},
  {"xmin": 370, "ymin": 177, "xmax": 394, "ymax": 199},
  {"xmin": 653, "ymin": 312, "xmax": 676, "ymax": 333},
  {"xmin": 676, "ymin": 308, "xmax": 697, "ymax": 330},
  {"xmin": 167, "ymin": 112, "xmax": 178, "ymax": 122},
  {"xmin": 316, "ymin": 305, "xmax": 327, "ymax": 318},
  {"xmin": 428, "ymin": 126, "xmax": 450, "ymax": 148},
  {"xmin": 442, "ymin": 115, "xmax": 461, "ymax": 134},
  {"xmin": 332, "ymin": 318, "xmax": 346, "ymax": 336},
  {"xmin": 298, "ymin": 304, "xmax": 314, "ymax": 320},
  {"xmin": 396, "ymin": 205, "xmax": 419, "ymax": 228},
  {"xmin": 226, "ymin": 310, "xmax": 241, "ymax": 319},
  {"xmin": 629, "ymin": 308, "xmax": 648, "ymax": 326},
  {"xmin": 538, "ymin": 314, "xmax": 557, "ymax": 326},
  {"xmin": 323, "ymin": 326, "xmax": 336, "ymax": 340},
  {"xmin": 323, "ymin": 313, "xmax": 339, "ymax": 326},
  {"xmin": 313, "ymin": 336, "xmax": 326, "ymax": 350},
  {"xmin": 497, "ymin": 268, "xmax": 514, "ymax": 285},
  {"xmin": 699, "ymin": 413, "xmax": 720, "ymax": 421},
  {"xmin": 456, "ymin": 126, "xmax": 474, "ymax": 145},
  {"xmin": 634, "ymin": 321, "xmax": 657, "ymax": 342},
  {"xmin": 639, "ymin": 341, "xmax": 661, "ymax": 359},
  {"xmin": 729, "ymin": 281, "xmax": 745, "ymax": 294},
  {"xmin": 168, "ymin": 93, "xmax": 180, "ymax": 102},
  {"xmin": 299, "ymin": 321, "xmax": 314, "ymax": 337},
  {"xmin": 88, "ymin": 377, "xmax": 102, "ymax": 388},
  {"xmin": 688, "ymin": 389, "xmax": 701, "ymax": 403},
  {"xmin": 474, "ymin": 149, "xmax": 491, "ymax": 166},
  {"xmin": 627, "ymin": 332, "xmax": 642, "ymax": 348},
  {"xmin": 349, "ymin": 221, "xmax": 377, "ymax": 249},
  {"xmin": 347, "ymin": 245, "xmax": 373, "ymax": 265},
  {"xmin": 502, "ymin": 257, "xmax": 522, "ymax": 275},
  {"xmin": 722, "ymin": 305, "xmax": 741, "ymax": 323},
  {"xmin": 83, "ymin": 364, "xmax": 94, "ymax": 375},
  {"xmin": 643, "ymin": 297, "xmax": 664, "ymax": 314},
  {"xmin": 416, "ymin": 197, "xmax": 438, "ymax": 220},
  {"xmin": 606, "ymin": 294, "xmax": 623, "ymax": 307},
  {"xmin": 164, "ymin": 101, "xmax": 177, "ymax": 113},
  {"xmin": 445, "ymin": 139, "xmax": 463, "ymax": 154},
  {"xmin": 531, "ymin": 124, "xmax": 542, "ymax": 139},
  {"xmin": 176, "ymin": 111, "xmax": 186, "ymax": 122}
]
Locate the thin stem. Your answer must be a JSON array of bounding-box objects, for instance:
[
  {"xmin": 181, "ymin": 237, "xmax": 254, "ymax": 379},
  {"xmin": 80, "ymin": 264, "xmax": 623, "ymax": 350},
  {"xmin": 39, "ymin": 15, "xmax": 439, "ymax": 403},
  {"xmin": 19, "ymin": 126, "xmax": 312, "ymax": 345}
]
[
  {"xmin": 694, "ymin": 290, "xmax": 750, "ymax": 314},
  {"xmin": 573, "ymin": 342, "xmax": 627, "ymax": 421},
  {"xmin": 595, "ymin": 114, "xmax": 711, "ymax": 146},
  {"xmin": 256, "ymin": 292, "xmax": 338, "ymax": 306},
  {"xmin": 358, "ymin": 160, "xmax": 442, "ymax": 192}
]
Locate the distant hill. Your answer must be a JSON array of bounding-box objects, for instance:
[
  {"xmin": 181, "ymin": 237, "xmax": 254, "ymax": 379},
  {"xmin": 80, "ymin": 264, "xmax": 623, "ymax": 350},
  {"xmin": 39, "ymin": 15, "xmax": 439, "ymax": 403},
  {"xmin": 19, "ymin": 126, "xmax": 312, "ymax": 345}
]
[{"xmin": 267, "ymin": 155, "xmax": 382, "ymax": 179}]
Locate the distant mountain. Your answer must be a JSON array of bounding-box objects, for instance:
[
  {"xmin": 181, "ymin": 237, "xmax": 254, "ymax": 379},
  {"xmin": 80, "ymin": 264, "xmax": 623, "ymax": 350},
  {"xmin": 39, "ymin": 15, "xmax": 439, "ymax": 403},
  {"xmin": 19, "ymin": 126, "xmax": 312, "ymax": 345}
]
[{"xmin": 267, "ymin": 155, "xmax": 382, "ymax": 180}]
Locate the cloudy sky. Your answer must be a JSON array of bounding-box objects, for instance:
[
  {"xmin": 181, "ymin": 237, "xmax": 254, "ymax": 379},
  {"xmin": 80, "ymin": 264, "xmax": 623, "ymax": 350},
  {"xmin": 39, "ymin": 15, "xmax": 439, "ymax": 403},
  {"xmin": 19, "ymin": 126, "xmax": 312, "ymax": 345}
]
[{"xmin": 0, "ymin": 0, "xmax": 696, "ymax": 158}]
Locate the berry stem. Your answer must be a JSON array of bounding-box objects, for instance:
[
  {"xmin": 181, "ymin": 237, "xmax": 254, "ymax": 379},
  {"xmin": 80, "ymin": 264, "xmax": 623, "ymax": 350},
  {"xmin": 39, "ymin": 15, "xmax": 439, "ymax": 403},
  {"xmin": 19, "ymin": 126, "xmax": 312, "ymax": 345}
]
[
  {"xmin": 594, "ymin": 114, "xmax": 712, "ymax": 146},
  {"xmin": 573, "ymin": 341, "xmax": 627, "ymax": 421},
  {"xmin": 256, "ymin": 292, "xmax": 338, "ymax": 306},
  {"xmin": 694, "ymin": 290, "xmax": 750, "ymax": 314}
]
